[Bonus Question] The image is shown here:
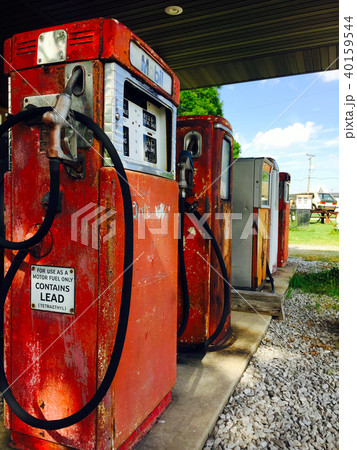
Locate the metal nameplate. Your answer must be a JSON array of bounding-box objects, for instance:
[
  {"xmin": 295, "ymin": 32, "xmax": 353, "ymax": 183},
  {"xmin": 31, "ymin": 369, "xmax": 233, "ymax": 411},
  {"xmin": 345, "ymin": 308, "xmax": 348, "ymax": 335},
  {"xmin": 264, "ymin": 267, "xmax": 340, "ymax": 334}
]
[{"xmin": 37, "ymin": 29, "xmax": 67, "ymax": 65}]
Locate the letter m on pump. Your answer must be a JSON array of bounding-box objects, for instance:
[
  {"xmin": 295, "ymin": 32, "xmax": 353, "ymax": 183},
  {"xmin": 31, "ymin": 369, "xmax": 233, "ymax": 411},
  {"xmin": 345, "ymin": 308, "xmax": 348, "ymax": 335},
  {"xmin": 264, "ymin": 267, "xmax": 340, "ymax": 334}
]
[{"xmin": 141, "ymin": 55, "xmax": 149, "ymax": 76}]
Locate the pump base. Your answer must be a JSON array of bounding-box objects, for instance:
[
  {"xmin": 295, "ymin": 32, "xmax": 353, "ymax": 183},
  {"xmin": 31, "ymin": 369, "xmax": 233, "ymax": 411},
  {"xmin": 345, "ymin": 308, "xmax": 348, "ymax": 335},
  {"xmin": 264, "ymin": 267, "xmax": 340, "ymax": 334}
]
[
  {"xmin": 9, "ymin": 432, "xmax": 69, "ymax": 450},
  {"xmin": 233, "ymin": 280, "xmax": 267, "ymax": 292},
  {"xmin": 277, "ymin": 261, "xmax": 288, "ymax": 268},
  {"xmin": 120, "ymin": 392, "xmax": 172, "ymax": 449},
  {"xmin": 207, "ymin": 326, "xmax": 233, "ymax": 351},
  {"xmin": 177, "ymin": 326, "xmax": 234, "ymax": 353},
  {"xmin": 8, "ymin": 392, "xmax": 172, "ymax": 449}
]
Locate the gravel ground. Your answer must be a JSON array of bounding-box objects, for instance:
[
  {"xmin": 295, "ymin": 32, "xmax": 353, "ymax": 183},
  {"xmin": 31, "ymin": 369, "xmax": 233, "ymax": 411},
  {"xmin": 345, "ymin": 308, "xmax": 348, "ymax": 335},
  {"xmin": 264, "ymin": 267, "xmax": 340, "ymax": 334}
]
[{"xmin": 204, "ymin": 258, "xmax": 339, "ymax": 450}]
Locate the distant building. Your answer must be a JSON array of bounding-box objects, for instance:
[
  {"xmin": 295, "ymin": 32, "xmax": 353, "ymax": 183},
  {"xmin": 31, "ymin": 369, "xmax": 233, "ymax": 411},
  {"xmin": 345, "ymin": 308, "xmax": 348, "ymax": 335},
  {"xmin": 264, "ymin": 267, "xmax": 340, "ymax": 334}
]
[{"xmin": 296, "ymin": 193, "xmax": 313, "ymax": 210}]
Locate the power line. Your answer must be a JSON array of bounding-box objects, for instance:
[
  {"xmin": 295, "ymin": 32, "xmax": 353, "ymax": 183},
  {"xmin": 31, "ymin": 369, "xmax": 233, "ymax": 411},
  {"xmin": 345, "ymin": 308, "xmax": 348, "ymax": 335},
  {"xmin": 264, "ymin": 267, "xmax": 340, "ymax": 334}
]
[{"xmin": 293, "ymin": 176, "xmax": 339, "ymax": 181}]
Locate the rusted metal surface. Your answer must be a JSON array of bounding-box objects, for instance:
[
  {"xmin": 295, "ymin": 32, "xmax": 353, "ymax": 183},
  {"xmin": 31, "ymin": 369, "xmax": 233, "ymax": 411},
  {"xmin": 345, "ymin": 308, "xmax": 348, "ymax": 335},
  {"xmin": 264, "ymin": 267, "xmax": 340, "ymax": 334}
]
[
  {"xmin": 4, "ymin": 18, "xmax": 179, "ymax": 449},
  {"xmin": 4, "ymin": 18, "xmax": 180, "ymax": 106},
  {"xmin": 97, "ymin": 168, "xmax": 178, "ymax": 448},
  {"xmin": 120, "ymin": 392, "xmax": 172, "ymax": 449},
  {"xmin": 5, "ymin": 20, "xmax": 101, "ymax": 73},
  {"xmin": 6, "ymin": 63, "xmax": 102, "ymax": 450},
  {"xmin": 176, "ymin": 116, "xmax": 233, "ymax": 347},
  {"xmin": 278, "ymin": 172, "xmax": 290, "ymax": 267},
  {"xmin": 4, "ymin": 171, "xmax": 12, "ymax": 431}
]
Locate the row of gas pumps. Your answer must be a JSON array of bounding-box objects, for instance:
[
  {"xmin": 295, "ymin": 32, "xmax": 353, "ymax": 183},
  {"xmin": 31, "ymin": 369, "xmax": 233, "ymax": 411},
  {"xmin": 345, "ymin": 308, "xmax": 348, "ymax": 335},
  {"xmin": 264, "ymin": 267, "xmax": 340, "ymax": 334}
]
[
  {"xmin": 0, "ymin": 18, "xmax": 290, "ymax": 450},
  {"xmin": 232, "ymin": 158, "xmax": 290, "ymax": 291}
]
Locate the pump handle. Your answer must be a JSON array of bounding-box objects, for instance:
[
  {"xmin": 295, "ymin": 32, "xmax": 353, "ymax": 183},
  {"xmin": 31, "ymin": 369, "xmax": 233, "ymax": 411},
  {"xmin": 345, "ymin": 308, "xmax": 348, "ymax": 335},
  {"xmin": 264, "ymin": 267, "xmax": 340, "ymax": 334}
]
[
  {"xmin": 178, "ymin": 150, "xmax": 194, "ymax": 197},
  {"xmin": 42, "ymin": 68, "xmax": 83, "ymax": 160}
]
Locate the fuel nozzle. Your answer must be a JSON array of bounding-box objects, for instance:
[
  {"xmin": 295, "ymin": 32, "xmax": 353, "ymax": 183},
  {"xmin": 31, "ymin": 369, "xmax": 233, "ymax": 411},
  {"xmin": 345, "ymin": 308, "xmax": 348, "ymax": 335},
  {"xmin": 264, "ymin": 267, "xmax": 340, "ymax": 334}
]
[
  {"xmin": 178, "ymin": 150, "xmax": 194, "ymax": 198},
  {"xmin": 42, "ymin": 67, "xmax": 83, "ymax": 160}
]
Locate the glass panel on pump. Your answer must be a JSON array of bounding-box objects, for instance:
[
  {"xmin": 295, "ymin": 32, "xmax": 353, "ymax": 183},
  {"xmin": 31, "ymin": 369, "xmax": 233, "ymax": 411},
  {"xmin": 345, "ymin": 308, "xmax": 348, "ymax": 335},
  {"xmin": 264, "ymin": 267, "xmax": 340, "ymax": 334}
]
[
  {"xmin": 220, "ymin": 138, "xmax": 231, "ymax": 200},
  {"xmin": 261, "ymin": 170, "xmax": 270, "ymax": 206}
]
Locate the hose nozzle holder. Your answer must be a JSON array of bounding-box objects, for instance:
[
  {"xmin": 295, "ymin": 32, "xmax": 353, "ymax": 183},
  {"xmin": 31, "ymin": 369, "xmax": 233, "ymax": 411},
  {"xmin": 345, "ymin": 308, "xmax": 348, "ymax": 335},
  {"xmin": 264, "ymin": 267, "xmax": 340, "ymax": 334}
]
[
  {"xmin": 42, "ymin": 68, "xmax": 83, "ymax": 161},
  {"xmin": 178, "ymin": 150, "xmax": 194, "ymax": 198}
]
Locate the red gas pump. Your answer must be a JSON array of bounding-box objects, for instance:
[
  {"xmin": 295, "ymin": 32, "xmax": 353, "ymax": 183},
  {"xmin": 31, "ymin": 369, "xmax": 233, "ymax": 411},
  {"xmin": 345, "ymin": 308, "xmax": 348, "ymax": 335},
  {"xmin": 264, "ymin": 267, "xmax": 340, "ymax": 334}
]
[
  {"xmin": 176, "ymin": 116, "xmax": 233, "ymax": 350},
  {"xmin": 278, "ymin": 172, "xmax": 291, "ymax": 267},
  {"xmin": 1, "ymin": 18, "xmax": 179, "ymax": 449}
]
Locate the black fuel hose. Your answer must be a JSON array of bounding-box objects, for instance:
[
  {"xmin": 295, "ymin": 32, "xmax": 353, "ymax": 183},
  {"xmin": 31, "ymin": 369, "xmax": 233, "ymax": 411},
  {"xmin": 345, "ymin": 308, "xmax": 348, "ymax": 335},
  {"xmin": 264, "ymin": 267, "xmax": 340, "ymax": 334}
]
[
  {"xmin": 177, "ymin": 196, "xmax": 190, "ymax": 338},
  {"xmin": 0, "ymin": 107, "xmax": 134, "ymax": 430},
  {"xmin": 177, "ymin": 201, "xmax": 230, "ymax": 351},
  {"xmin": 0, "ymin": 110, "xmax": 61, "ymax": 250},
  {"xmin": 266, "ymin": 261, "xmax": 275, "ymax": 293}
]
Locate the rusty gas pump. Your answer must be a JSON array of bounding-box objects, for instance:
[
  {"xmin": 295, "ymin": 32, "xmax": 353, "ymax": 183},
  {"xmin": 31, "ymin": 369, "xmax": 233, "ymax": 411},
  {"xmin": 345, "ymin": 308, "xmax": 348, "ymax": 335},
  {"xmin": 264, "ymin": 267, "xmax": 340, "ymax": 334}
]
[
  {"xmin": 176, "ymin": 115, "xmax": 233, "ymax": 350},
  {"xmin": 232, "ymin": 157, "xmax": 273, "ymax": 291},
  {"xmin": 278, "ymin": 172, "xmax": 291, "ymax": 267},
  {"xmin": 0, "ymin": 18, "xmax": 179, "ymax": 449}
]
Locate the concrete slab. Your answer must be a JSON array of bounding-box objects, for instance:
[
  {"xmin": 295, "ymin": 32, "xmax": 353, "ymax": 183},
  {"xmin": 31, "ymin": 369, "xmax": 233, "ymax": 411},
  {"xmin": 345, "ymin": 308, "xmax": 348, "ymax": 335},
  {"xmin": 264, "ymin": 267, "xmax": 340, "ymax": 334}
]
[
  {"xmin": 0, "ymin": 311, "xmax": 271, "ymax": 450},
  {"xmin": 137, "ymin": 311, "xmax": 271, "ymax": 450},
  {"xmin": 269, "ymin": 261, "xmax": 297, "ymax": 296},
  {"xmin": 231, "ymin": 262, "xmax": 297, "ymax": 319}
]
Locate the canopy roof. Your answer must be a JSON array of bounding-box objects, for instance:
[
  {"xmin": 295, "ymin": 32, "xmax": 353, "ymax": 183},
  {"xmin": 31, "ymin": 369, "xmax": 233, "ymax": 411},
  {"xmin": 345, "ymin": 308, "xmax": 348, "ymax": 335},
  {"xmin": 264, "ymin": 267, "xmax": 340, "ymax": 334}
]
[{"xmin": 0, "ymin": 0, "xmax": 338, "ymax": 104}]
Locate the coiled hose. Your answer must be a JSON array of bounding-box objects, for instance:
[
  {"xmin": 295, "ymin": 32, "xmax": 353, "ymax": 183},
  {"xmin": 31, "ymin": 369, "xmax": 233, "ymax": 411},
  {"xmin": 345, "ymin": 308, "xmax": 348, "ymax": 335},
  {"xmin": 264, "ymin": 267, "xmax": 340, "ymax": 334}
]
[
  {"xmin": 177, "ymin": 200, "xmax": 230, "ymax": 351},
  {"xmin": 177, "ymin": 196, "xmax": 190, "ymax": 338},
  {"xmin": 0, "ymin": 106, "xmax": 133, "ymax": 430}
]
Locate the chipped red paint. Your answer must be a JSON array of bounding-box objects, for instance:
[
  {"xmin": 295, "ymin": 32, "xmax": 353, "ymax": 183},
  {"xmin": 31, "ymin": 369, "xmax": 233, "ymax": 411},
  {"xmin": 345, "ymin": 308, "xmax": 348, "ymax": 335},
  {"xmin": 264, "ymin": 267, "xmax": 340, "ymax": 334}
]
[
  {"xmin": 119, "ymin": 392, "xmax": 172, "ymax": 449},
  {"xmin": 97, "ymin": 169, "xmax": 177, "ymax": 448},
  {"xmin": 176, "ymin": 116, "xmax": 233, "ymax": 348},
  {"xmin": 4, "ymin": 18, "xmax": 180, "ymax": 106},
  {"xmin": 6, "ymin": 64, "xmax": 102, "ymax": 450},
  {"xmin": 278, "ymin": 172, "xmax": 291, "ymax": 267},
  {"xmin": 4, "ymin": 18, "xmax": 178, "ymax": 449}
]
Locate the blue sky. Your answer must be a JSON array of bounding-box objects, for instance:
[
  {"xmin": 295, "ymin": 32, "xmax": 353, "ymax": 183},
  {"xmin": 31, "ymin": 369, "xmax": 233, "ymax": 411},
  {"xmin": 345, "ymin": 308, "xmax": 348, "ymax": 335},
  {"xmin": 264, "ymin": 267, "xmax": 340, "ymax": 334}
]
[{"xmin": 220, "ymin": 71, "xmax": 339, "ymax": 194}]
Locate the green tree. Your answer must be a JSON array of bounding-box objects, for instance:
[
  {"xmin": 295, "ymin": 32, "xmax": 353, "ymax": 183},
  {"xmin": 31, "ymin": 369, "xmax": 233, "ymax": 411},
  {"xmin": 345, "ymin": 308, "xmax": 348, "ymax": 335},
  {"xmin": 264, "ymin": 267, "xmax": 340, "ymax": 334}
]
[
  {"xmin": 178, "ymin": 86, "xmax": 241, "ymax": 158},
  {"xmin": 233, "ymin": 141, "xmax": 241, "ymax": 158},
  {"xmin": 178, "ymin": 87, "xmax": 223, "ymax": 116}
]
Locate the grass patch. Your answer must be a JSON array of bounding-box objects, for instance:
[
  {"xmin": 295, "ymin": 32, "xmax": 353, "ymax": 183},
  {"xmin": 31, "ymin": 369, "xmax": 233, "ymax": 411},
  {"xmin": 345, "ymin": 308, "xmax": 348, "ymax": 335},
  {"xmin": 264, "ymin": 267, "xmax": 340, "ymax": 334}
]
[
  {"xmin": 289, "ymin": 221, "xmax": 339, "ymax": 250},
  {"xmin": 285, "ymin": 286, "xmax": 293, "ymax": 300},
  {"xmin": 305, "ymin": 298, "xmax": 339, "ymax": 313},
  {"xmin": 289, "ymin": 266, "xmax": 339, "ymax": 299}
]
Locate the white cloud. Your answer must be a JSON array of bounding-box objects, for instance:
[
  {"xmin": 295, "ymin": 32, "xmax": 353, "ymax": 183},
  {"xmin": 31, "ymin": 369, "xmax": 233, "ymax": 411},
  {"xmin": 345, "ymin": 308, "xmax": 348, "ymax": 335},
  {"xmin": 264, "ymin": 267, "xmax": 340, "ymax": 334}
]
[
  {"xmin": 243, "ymin": 122, "xmax": 322, "ymax": 154},
  {"xmin": 323, "ymin": 137, "xmax": 339, "ymax": 147},
  {"xmin": 319, "ymin": 70, "xmax": 339, "ymax": 82},
  {"xmin": 260, "ymin": 78, "xmax": 280, "ymax": 86}
]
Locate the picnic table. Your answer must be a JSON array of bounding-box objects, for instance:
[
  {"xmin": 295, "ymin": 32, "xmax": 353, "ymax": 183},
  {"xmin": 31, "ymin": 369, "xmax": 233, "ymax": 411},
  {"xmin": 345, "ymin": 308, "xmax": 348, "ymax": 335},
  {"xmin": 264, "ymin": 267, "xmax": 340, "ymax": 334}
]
[{"xmin": 312, "ymin": 209, "xmax": 338, "ymax": 224}]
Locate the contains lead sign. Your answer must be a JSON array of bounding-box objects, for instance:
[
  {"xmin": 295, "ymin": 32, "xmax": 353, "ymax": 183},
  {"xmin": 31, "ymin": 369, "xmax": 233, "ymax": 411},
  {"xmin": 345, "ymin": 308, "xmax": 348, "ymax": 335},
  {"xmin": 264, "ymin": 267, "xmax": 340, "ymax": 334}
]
[{"xmin": 31, "ymin": 265, "xmax": 75, "ymax": 314}]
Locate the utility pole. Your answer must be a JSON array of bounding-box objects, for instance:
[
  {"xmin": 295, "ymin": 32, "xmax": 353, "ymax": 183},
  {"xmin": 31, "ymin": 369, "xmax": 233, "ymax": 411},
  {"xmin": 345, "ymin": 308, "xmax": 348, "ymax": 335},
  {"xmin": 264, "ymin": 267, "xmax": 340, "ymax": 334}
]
[{"xmin": 306, "ymin": 153, "xmax": 315, "ymax": 193}]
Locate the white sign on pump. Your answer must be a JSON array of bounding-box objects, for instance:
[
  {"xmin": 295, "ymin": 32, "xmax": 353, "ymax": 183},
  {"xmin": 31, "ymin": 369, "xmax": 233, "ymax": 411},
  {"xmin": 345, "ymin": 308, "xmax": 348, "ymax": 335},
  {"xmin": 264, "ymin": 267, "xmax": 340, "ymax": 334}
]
[
  {"xmin": 31, "ymin": 265, "xmax": 75, "ymax": 314},
  {"xmin": 130, "ymin": 41, "xmax": 173, "ymax": 95}
]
